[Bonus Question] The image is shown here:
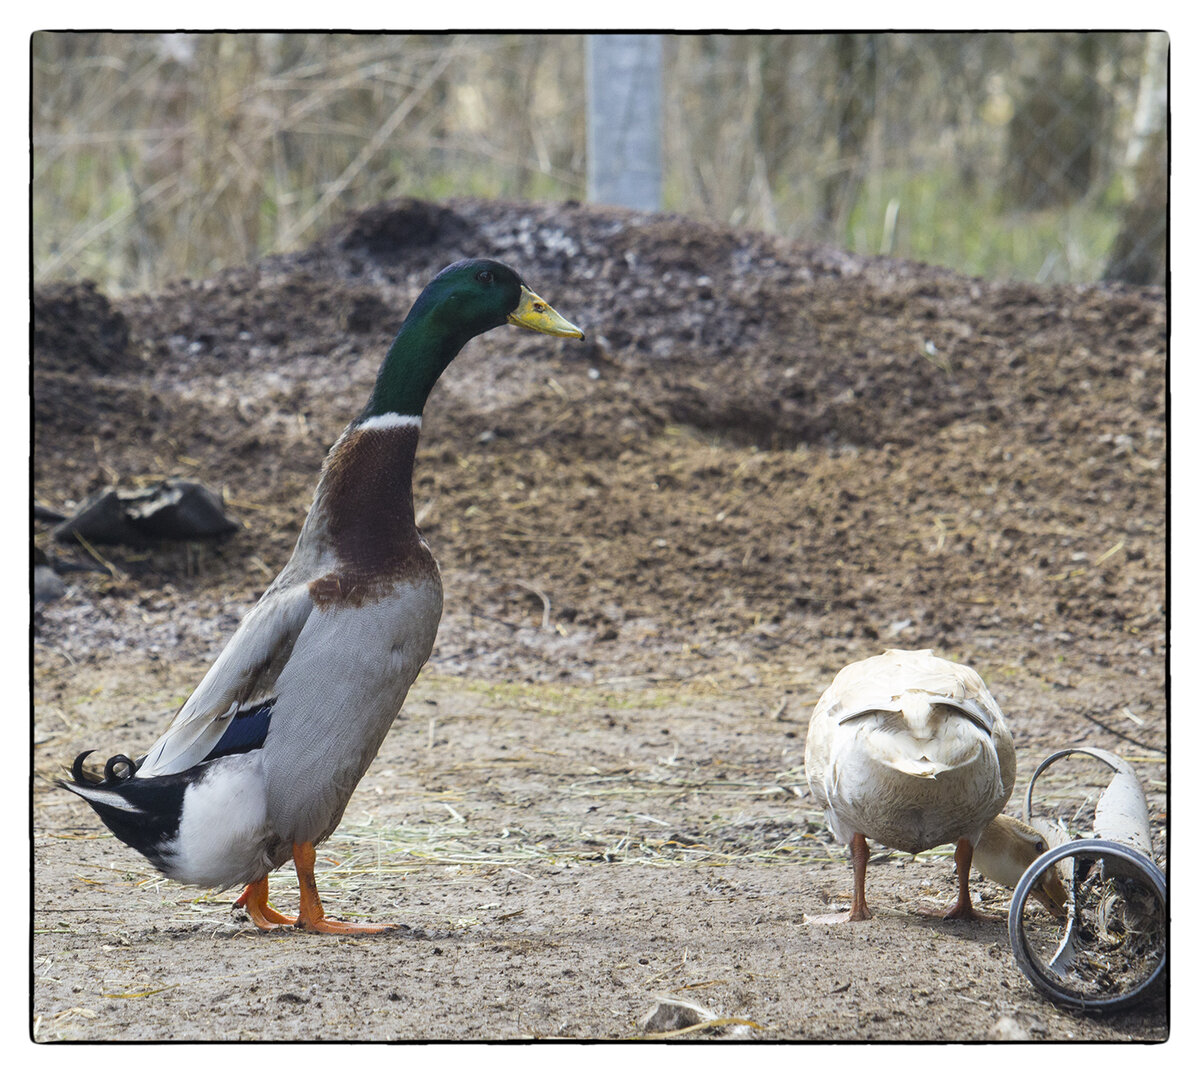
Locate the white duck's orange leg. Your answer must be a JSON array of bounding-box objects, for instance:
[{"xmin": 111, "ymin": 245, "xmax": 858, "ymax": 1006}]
[
  {"xmin": 848, "ymin": 832, "xmax": 873, "ymax": 921},
  {"xmin": 234, "ymin": 877, "xmax": 296, "ymax": 929},
  {"xmin": 944, "ymin": 838, "xmax": 980, "ymax": 920},
  {"xmin": 291, "ymin": 841, "xmax": 397, "ymax": 935}
]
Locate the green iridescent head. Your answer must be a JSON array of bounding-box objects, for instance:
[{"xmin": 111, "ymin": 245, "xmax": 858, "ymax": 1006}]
[{"xmin": 361, "ymin": 259, "xmax": 584, "ymax": 420}]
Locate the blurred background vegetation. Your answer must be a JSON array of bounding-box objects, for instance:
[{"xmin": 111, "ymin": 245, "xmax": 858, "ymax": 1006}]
[{"xmin": 32, "ymin": 31, "xmax": 1167, "ymax": 295}]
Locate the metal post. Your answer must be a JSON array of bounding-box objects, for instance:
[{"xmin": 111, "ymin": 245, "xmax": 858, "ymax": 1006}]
[{"xmin": 585, "ymin": 34, "xmax": 662, "ymax": 211}]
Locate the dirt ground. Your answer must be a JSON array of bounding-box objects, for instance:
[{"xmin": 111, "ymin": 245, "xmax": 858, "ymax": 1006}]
[{"xmin": 32, "ymin": 197, "xmax": 1167, "ymax": 1042}]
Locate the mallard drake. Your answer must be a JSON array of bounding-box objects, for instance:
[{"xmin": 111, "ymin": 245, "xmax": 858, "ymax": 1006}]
[
  {"xmin": 804, "ymin": 648, "xmax": 1065, "ymax": 922},
  {"xmin": 62, "ymin": 259, "xmax": 583, "ymax": 934}
]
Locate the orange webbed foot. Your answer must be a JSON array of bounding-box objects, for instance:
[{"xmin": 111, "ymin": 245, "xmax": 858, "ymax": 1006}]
[
  {"xmin": 234, "ymin": 877, "xmax": 296, "ymax": 930},
  {"xmin": 291, "ymin": 841, "xmax": 398, "ymax": 935}
]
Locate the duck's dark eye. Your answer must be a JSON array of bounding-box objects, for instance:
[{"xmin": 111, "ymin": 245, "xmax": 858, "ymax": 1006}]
[{"xmin": 475, "ymin": 269, "xmax": 494, "ymax": 284}]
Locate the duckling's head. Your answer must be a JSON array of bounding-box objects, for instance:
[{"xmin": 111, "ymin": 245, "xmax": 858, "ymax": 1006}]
[{"xmin": 973, "ymin": 813, "xmax": 1068, "ymax": 917}]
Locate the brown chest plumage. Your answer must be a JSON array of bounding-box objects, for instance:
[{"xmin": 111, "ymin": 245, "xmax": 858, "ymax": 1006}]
[{"xmin": 306, "ymin": 422, "xmax": 439, "ymax": 607}]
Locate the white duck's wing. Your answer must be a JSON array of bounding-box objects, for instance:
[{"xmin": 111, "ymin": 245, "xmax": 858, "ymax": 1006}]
[
  {"xmin": 826, "ymin": 696, "xmax": 994, "ymax": 780},
  {"xmin": 136, "ymin": 581, "xmax": 315, "ymax": 778},
  {"xmin": 809, "ymin": 647, "xmax": 1015, "ymax": 779},
  {"xmin": 820, "ymin": 650, "xmax": 1006, "ymax": 730},
  {"xmin": 829, "ymin": 692, "xmax": 996, "ymax": 734}
]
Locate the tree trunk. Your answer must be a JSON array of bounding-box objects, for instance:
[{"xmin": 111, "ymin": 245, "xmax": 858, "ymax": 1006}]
[
  {"xmin": 1104, "ymin": 33, "xmax": 1168, "ymax": 286},
  {"xmin": 818, "ymin": 34, "xmax": 877, "ymax": 239}
]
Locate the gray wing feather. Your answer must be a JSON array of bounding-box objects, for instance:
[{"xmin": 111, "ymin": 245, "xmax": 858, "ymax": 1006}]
[{"xmin": 136, "ymin": 582, "xmax": 314, "ymax": 777}]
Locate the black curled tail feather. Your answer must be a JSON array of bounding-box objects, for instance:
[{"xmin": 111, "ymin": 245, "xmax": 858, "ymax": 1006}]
[
  {"xmin": 61, "ymin": 750, "xmax": 187, "ymax": 875},
  {"xmin": 69, "ymin": 749, "xmax": 141, "ymax": 787},
  {"xmin": 68, "ymin": 749, "xmax": 98, "ymax": 785}
]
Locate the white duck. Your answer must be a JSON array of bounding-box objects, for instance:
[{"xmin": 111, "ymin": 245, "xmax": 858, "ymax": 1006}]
[{"xmin": 804, "ymin": 648, "xmax": 1065, "ymax": 922}]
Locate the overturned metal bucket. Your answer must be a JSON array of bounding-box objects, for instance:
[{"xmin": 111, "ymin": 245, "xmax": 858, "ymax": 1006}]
[{"xmin": 1009, "ymin": 746, "xmax": 1166, "ymax": 1012}]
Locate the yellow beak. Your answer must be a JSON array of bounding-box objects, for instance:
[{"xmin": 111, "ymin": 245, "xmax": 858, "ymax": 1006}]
[
  {"xmin": 1030, "ymin": 867, "xmax": 1070, "ymax": 919},
  {"xmin": 507, "ymin": 285, "xmax": 585, "ymax": 339}
]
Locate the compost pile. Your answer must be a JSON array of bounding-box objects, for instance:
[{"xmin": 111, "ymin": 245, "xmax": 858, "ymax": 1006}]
[{"xmin": 33, "ymin": 196, "xmax": 1165, "ymax": 695}]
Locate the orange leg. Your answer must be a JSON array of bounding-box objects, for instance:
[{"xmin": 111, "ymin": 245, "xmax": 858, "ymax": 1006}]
[
  {"xmin": 848, "ymin": 832, "xmax": 873, "ymax": 921},
  {"xmin": 234, "ymin": 876, "xmax": 296, "ymax": 930},
  {"xmin": 943, "ymin": 838, "xmax": 980, "ymax": 920},
  {"xmin": 291, "ymin": 841, "xmax": 397, "ymax": 935}
]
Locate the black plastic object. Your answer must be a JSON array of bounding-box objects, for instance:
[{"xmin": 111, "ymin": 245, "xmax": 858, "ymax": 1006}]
[
  {"xmin": 1009, "ymin": 839, "xmax": 1166, "ymax": 1012},
  {"xmin": 52, "ymin": 479, "xmax": 239, "ymax": 546},
  {"xmin": 1010, "ymin": 746, "xmax": 1166, "ymax": 1012}
]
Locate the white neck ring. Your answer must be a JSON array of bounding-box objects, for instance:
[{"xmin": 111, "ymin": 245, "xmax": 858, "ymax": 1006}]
[{"xmin": 358, "ymin": 413, "xmax": 422, "ymax": 432}]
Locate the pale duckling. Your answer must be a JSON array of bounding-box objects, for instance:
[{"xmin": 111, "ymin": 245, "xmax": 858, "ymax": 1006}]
[
  {"xmin": 972, "ymin": 813, "xmax": 1068, "ymax": 916},
  {"xmin": 805, "ymin": 648, "xmax": 1062, "ymax": 922}
]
